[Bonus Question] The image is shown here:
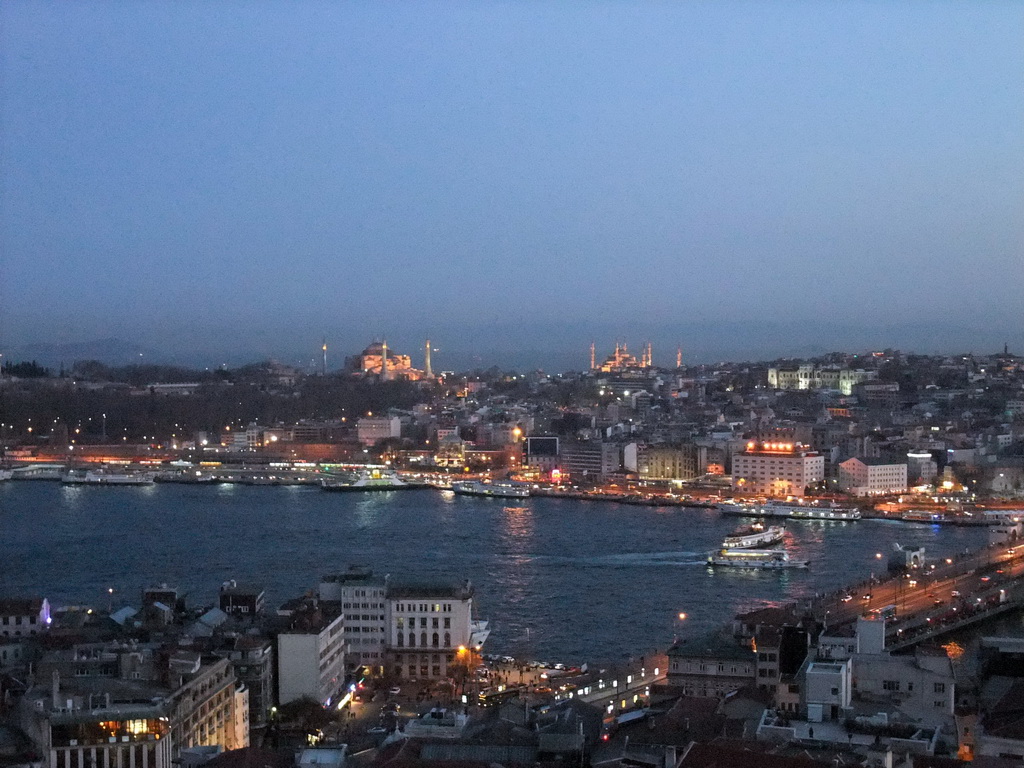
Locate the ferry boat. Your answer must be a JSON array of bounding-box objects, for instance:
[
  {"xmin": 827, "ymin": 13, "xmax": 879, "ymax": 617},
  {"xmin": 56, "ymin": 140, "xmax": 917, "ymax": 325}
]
[
  {"xmin": 62, "ymin": 469, "xmax": 155, "ymax": 485},
  {"xmin": 707, "ymin": 548, "xmax": 809, "ymax": 569},
  {"xmin": 321, "ymin": 467, "xmax": 428, "ymax": 492},
  {"xmin": 718, "ymin": 500, "xmax": 860, "ymax": 521},
  {"xmin": 721, "ymin": 523, "xmax": 785, "ymax": 549},
  {"xmin": 0, "ymin": 469, "xmax": 12, "ymax": 482},
  {"xmin": 452, "ymin": 480, "xmax": 530, "ymax": 499},
  {"xmin": 79, "ymin": 469, "xmax": 155, "ymax": 486}
]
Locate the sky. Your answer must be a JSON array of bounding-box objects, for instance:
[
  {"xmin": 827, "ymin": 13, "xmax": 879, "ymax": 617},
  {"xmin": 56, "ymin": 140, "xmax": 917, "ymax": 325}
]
[{"xmin": 1, "ymin": 1, "xmax": 1022, "ymax": 370}]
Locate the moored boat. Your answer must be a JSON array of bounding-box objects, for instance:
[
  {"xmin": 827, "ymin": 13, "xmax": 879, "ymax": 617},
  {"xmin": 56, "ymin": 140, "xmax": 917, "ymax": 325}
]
[
  {"xmin": 321, "ymin": 467, "xmax": 428, "ymax": 491},
  {"xmin": 452, "ymin": 480, "xmax": 530, "ymax": 498},
  {"xmin": 718, "ymin": 500, "xmax": 860, "ymax": 521},
  {"xmin": 80, "ymin": 469, "xmax": 155, "ymax": 485}
]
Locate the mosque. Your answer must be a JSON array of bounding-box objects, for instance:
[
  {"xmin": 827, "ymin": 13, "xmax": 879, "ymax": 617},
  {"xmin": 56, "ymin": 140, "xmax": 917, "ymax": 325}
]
[{"xmin": 346, "ymin": 339, "xmax": 434, "ymax": 382}]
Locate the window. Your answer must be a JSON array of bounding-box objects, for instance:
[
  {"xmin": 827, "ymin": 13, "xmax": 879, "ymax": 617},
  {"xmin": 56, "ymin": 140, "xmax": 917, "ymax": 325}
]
[
  {"xmin": 934, "ymin": 682, "xmax": 946, "ymax": 693},
  {"xmin": 444, "ymin": 617, "xmax": 450, "ymax": 628},
  {"xmin": 831, "ymin": 687, "xmax": 839, "ymax": 695},
  {"xmin": 883, "ymin": 680, "xmax": 900, "ymax": 691},
  {"xmin": 432, "ymin": 633, "xmax": 439, "ymax": 647},
  {"xmin": 444, "ymin": 632, "xmax": 450, "ymax": 647},
  {"xmin": 935, "ymin": 701, "xmax": 945, "ymax": 708},
  {"xmin": 420, "ymin": 632, "xmax": 427, "ymax": 647},
  {"xmin": 408, "ymin": 633, "xmax": 415, "ymax": 647},
  {"xmin": 432, "ymin": 617, "xmax": 439, "ymax": 628}
]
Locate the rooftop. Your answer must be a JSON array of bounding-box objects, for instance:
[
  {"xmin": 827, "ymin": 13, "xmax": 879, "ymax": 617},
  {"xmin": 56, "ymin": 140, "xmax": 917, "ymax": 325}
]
[{"xmin": 387, "ymin": 580, "xmax": 474, "ymax": 600}]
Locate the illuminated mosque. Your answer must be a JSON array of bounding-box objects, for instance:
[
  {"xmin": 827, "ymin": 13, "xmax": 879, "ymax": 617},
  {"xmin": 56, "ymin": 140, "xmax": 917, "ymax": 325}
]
[{"xmin": 346, "ymin": 339, "xmax": 435, "ymax": 381}]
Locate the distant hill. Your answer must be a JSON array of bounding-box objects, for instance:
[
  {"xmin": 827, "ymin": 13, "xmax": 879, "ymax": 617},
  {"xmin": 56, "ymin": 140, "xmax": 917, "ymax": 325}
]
[{"xmin": 1, "ymin": 338, "xmax": 164, "ymax": 369}]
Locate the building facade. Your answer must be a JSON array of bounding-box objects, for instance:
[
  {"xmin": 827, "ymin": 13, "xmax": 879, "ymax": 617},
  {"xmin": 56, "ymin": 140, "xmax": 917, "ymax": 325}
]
[
  {"xmin": 731, "ymin": 442, "xmax": 825, "ymax": 497},
  {"xmin": 837, "ymin": 457, "xmax": 908, "ymax": 496},
  {"xmin": 638, "ymin": 444, "xmax": 705, "ymax": 481},
  {"xmin": 276, "ymin": 606, "xmax": 345, "ymax": 706},
  {"xmin": 356, "ymin": 417, "xmax": 401, "ymax": 446},
  {"xmin": 666, "ymin": 635, "xmax": 756, "ymax": 698},
  {"xmin": 0, "ymin": 597, "xmax": 50, "ymax": 639},
  {"xmin": 319, "ymin": 567, "xmax": 388, "ymax": 674},
  {"xmin": 385, "ymin": 581, "xmax": 474, "ymax": 682}
]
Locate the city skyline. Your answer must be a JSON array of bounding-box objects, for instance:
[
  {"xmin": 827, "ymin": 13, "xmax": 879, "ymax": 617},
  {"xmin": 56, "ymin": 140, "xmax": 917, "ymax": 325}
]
[{"xmin": 2, "ymin": 2, "xmax": 1022, "ymax": 368}]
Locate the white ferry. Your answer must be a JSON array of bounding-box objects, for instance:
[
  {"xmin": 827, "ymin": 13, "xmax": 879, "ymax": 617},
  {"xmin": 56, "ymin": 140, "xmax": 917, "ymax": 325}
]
[
  {"xmin": 721, "ymin": 523, "xmax": 785, "ymax": 549},
  {"xmin": 452, "ymin": 480, "xmax": 530, "ymax": 499},
  {"xmin": 0, "ymin": 469, "xmax": 12, "ymax": 482},
  {"xmin": 81, "ymin": 470, "xmax": 155, "ymax": 486},
  {"xmin": 718, "ymin": 500, "xmax": 860, "ymax": 521},
  {"xmin": 321, "ymin": 467, "xmax": 426, "ymax": 491},
  {"xmin": 707, "ymin": 548, "xmax": 809, "ymax": 569}
]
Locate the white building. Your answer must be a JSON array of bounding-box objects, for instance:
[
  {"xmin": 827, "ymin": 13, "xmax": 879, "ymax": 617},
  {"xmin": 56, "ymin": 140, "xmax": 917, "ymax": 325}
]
[
  {"xmin": 804, "ymin": 659, "xmax": 852, "ymax": 722},
  {"xmin": 767, "ymin": 365, "xmax": 876, "ymax": 396},
  {"xmin": 0, "ymin": 597, "xmax": 50, "ymax": 639},
  {"xmin": 357, "ymin": 417, "xmax": 401, "ymax": 446},
  {"xmin": 385, "ymin": 581, "xmax": 475, "ymax": 682},
  {"xmin": 319, "ymin": 567, "xmax": 387, "ymax": 674},
  {"xmin": 731, "ymin": 441, "xmax": 825, "ymax": 498},
  {"xmin": 837, "ymin": 457, "xmax": 908, "ymax": 496},
  {"xmin": 276, "ymin": 605, "xmax": 345, "ymax": 705}
]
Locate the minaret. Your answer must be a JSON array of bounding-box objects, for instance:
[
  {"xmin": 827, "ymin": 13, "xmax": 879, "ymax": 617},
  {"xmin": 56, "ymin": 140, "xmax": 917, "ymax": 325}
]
[
  {"xmin": 381, "ymin": 340, "xmax": 390, "ymax": 381},
  {"xmin": 645, "ymin": 341, "xmax": 653, "ymax": 368},
  {"xmin": 589, "ymin": 342, "xmax": 595, "ymax": 371},
  {"xmin": 321, "ymin": 338, "xmax": 328, "ymax": 376},
  {"xmin": 424, "ymin": 339, "xmax": 433, "ymax": 379},
  {"xmin": 640, "ymin": 345, "xmax": 648, "ymax": 368},
  {"xmin": 676, "ymin": 346, "xmax": 682, "ymax": 368}
]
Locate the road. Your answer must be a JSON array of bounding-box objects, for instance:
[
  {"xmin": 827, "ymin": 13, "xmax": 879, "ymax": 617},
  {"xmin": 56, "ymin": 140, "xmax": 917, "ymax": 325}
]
[{"xmin": 811, "ymin": 540, "xmax": 1024, "ymax": 628}]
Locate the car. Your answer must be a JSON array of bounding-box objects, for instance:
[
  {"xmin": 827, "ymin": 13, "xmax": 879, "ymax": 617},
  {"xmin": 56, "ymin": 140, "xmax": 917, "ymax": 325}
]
[
  {"xmin": 367, "ymin": 726, "xmax": 388, "ymax": 736},
  {"xmin": 383, "ymin": 702, "xmax": 400, "ymax": 713},
  {"xmin": 951, "ymin": 590, "xmax": 961, "ymax": 597},
  {"xmin": 861, "ymin": 594, "xmax": 872, "ymax": 601},
  {"xmin": 933, "ymin": 599, "xmax": 943, "ymax": 605},
  {"xmin": 841, "ymin": 594, "xmax": 853, "ymax": 602},
  {"xmin": 389, "ymin": 686, "xmax": 401, "ymax": 695},
  {"xmin": 981, "ymin": 576, "xmax": 991, "ymax": 582}
]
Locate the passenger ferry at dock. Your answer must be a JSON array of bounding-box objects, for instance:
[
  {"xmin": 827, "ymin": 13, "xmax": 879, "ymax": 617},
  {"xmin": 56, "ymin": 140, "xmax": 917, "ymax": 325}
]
[
  {"xmin": 63, "ymin": 469, "xmax": 155, "ymax": 485},
  {"xmin": 707, "ymin": 548, "xmax": 809, "ymax": 569},
  {"xmin": 452, "ymin": 480, "xmax": 530, "ymax": 499},
  {"xmin": 718, "ymin": 500, "xmax": 860, "ymax": 521},
  {"xmin": 721, "ymin": 523, "xmax": 786, "ymax": 549},
  {"xmin": 321, "ymin": 467, "xmax": 428, "ymax": 492}
]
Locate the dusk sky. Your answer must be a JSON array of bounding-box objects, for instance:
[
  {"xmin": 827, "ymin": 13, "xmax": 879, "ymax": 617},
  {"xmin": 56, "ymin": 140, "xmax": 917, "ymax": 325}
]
[{"xmin": 2, "ymin": 2, "xmax": 1022, "ymax": 370}]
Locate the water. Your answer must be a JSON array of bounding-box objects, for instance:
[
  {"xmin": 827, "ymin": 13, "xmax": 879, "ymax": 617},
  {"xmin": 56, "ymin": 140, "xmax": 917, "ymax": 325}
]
[{"xmin": 0, "ymin": 482, "xmax": 991, "ymax": 663}]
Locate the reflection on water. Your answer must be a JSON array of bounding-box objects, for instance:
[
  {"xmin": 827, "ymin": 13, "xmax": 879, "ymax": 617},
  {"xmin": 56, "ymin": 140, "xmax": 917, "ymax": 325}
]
[{"xmin": 0, "ymin": 482, "xmax": 994, "ymax": 663}]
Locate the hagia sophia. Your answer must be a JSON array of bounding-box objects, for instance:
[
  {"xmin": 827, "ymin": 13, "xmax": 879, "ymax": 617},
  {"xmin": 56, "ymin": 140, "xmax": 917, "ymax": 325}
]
[{"xmin": 345, "ymin": 339, "xmax": 434, "ymax": 382}]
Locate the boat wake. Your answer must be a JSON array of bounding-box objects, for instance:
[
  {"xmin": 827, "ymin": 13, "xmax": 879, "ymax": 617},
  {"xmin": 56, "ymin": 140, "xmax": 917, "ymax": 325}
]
[{"xmin": 528, "ymin": 551, "xmax": 708, "ymax": 567}]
